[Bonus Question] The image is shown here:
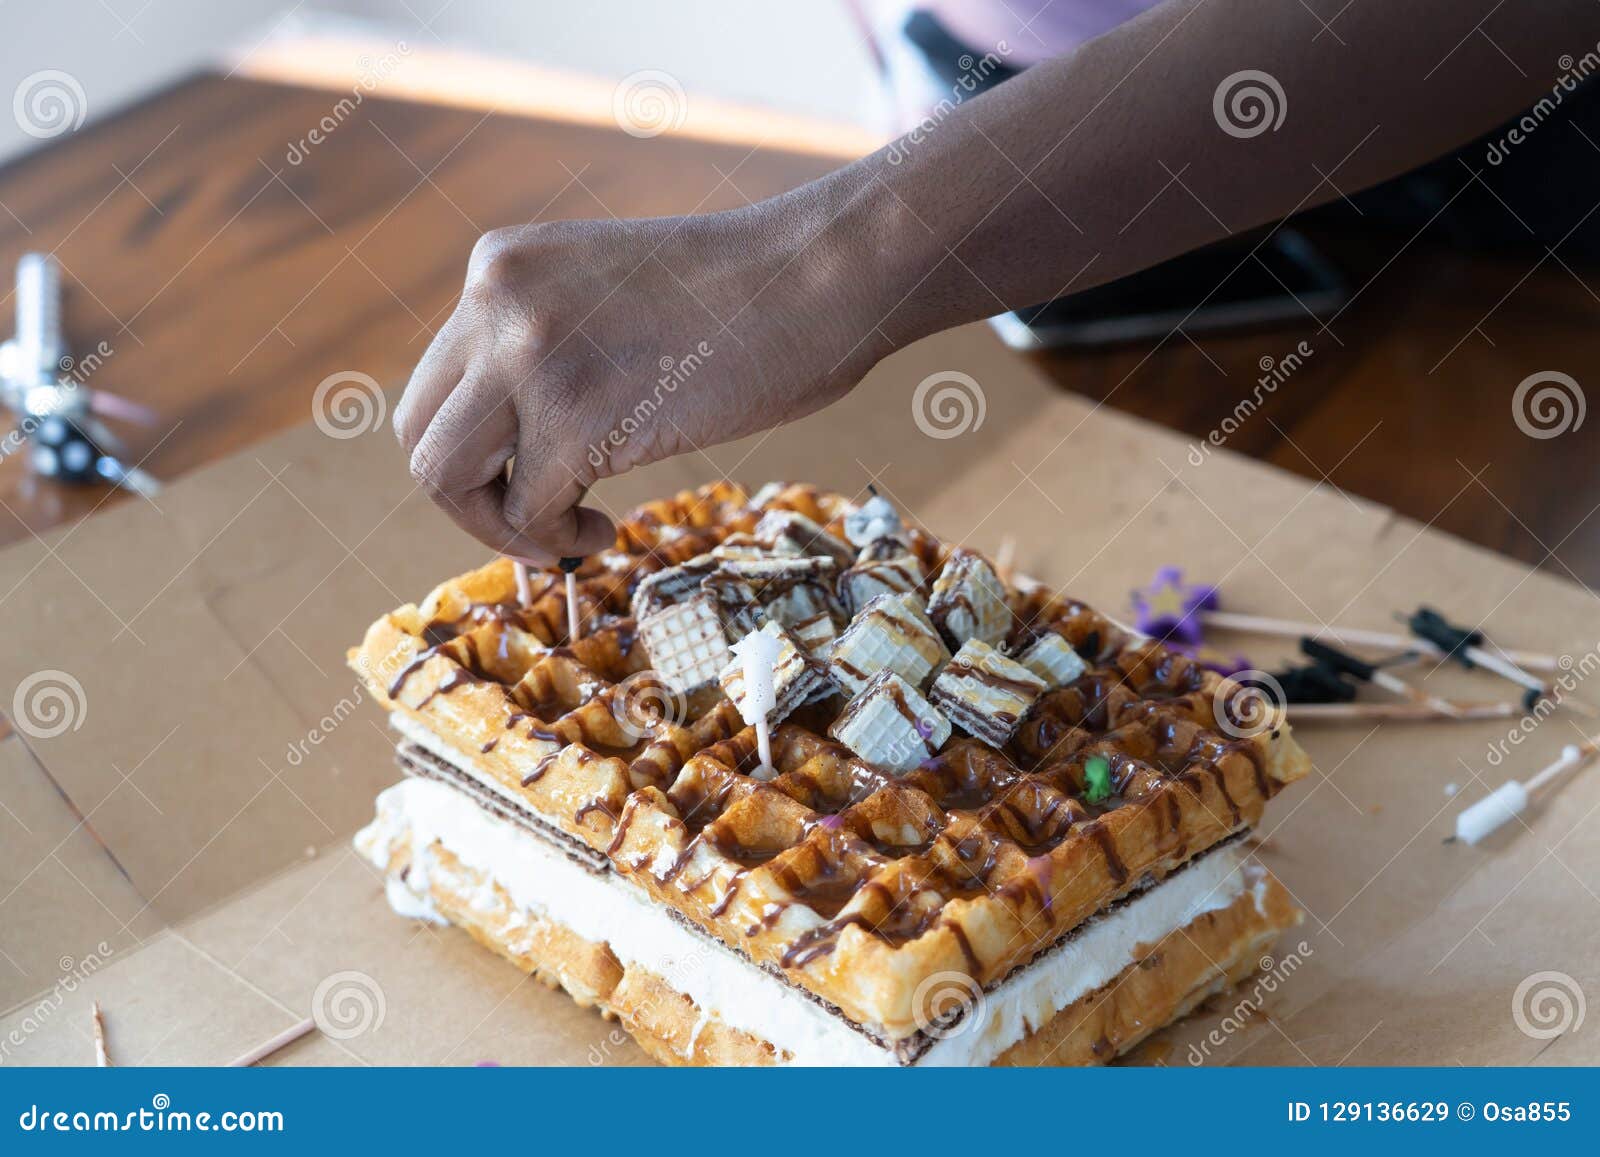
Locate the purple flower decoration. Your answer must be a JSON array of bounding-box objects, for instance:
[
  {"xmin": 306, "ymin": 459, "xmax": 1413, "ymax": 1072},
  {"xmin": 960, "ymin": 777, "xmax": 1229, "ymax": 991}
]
[{"xmin": 1131, "ymin": 567, "xmax": 1219, "ymax": 647}]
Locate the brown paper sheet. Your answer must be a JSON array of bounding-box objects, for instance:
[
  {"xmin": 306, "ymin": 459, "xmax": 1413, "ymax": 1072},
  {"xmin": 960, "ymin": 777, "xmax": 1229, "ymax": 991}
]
[{"xmin": 1, "ymin": 324, "xmax": 1594, "ymax": 1066}]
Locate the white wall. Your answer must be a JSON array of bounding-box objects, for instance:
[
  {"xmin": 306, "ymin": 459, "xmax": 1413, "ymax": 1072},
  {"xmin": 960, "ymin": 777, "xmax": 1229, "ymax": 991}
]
[{"xmin": 0, "ymin": 0, "xmax": 878, "ymax": 165}]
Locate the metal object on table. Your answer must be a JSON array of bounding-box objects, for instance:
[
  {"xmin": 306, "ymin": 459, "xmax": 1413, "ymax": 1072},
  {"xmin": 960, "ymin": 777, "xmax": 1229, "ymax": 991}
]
[{"xmin": 0, "ymin": 253, "xmax": 160, "ymax": 497}]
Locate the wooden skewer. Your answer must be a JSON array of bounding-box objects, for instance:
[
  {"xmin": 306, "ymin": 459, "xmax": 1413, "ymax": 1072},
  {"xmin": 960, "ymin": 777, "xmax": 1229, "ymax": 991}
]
[
  {"xmin": 558, "ymin": 557, "xmax": 583, "ymax": 643},
  {"xmin": 1201, "ymin": 610, "xmax": 1565, "ymax": 673},
  {"xmin": 1288, "ymin": 700, "xmax": 1521, "ymax": 723},
  {"xmin": 91, "ymin": 1000, "xmax": 112, "ymax": 1067},
  {"xmin": 227, "ymin": 1016, "xmax": 316, "ymax": 1068}
]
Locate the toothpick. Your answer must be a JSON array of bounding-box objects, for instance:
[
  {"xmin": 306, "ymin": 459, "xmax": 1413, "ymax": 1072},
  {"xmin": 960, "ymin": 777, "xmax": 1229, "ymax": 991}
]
[
  {"xmin": 558, "ymin": 557, "xmax": 582, "ymax": 642},
  {"xmin": 513, "ymin": 561, "xmax": 533, "ymax": 610},
  {"xmin": 226, "ymin": 1016, "xmax": 316, "ymax": 1068},
  {"xmin": 91, "ymin": 1000, "xmax": 112, "ymax": 1067},
  {"xmin": 1201, "ymin": 610, "xmax": 1564, "ymax": 673},
  {"xmin": 1289, "ymin": 700, "xmax": 1519, "ymax": 723}
]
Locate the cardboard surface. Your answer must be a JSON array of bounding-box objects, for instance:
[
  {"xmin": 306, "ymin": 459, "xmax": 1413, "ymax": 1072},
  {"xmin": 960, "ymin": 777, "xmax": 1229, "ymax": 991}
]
[{"xmin": 1, "ymin": 324, "xmax": 1595, "ymax": 1066}]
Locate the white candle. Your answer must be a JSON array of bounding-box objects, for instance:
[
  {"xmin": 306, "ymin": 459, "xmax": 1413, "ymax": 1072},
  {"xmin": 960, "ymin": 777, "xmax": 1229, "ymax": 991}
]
[{"xmin": 731, "ymin": 626, "xmax": 781, "ymax": 774}]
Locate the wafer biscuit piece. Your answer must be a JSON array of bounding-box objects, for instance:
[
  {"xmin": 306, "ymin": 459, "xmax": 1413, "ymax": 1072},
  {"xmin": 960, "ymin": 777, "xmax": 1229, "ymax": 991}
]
[
  {"xmin": 1015, "ymin": 631, "xmax": 1089, "ymax": 688},
  {"xmin": 841, "ymin": 553, "xmax": 923, "ymax": 614},
  {"xmin": 753, "ymin": 510, "xmax": 854, "ymax": 569},
  {"xmin": 701, "ymin": 572, "xmax": 766, "ymax": 639},
  {"xmin": 927, "ymin": 549, "xmax": 1011, "ymax": 648},
  {"xmin": 929, "ymin": 639, "xmax": 1046, "ymax": 747},
  {"xmin": 630, "ymin": 557, "xmax": 718, "ymax": 621},
  {"xmin": 829, "ymin": 669, "xmax": 951, "ymax": 774},
  {"xmin": 764, "ymin": 578, "xmax": 839, "ymax": 633},
  {"xmin": 828, "ymin": 591, "xmax": 949, "ymax": 697},
  {"xmin": 638, "ymin": 593, "xmax": 731, "ymax": 694},
  {"xmin": 718, "ymin": 621, "xmax": 831, "ymax": 726}
]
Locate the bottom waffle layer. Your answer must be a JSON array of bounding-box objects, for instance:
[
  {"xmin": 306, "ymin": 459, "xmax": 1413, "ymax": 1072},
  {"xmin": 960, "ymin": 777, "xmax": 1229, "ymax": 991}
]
[{"xmin": 357, "ymin": 777, "xmax": 1302, "ymax": 1065}]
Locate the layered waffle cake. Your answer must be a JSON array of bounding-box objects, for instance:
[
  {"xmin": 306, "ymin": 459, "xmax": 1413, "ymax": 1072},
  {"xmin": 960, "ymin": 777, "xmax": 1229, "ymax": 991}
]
[{"xmin": 351, "ymin": 481, "xmax": 1310, "ymax": 1066}]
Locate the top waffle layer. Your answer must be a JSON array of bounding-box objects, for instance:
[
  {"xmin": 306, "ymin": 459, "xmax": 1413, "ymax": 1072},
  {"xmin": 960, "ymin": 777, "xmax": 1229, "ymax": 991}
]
[{"xmin": 351, "ymin": 481, "xmax": 1310, "ymax": 1042}]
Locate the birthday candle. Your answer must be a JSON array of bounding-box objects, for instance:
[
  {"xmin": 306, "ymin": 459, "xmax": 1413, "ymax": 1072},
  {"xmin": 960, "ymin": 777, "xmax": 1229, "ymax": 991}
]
[{"xmin": 730, "ymin": 627, "xmax": 781, "ymax": 773}]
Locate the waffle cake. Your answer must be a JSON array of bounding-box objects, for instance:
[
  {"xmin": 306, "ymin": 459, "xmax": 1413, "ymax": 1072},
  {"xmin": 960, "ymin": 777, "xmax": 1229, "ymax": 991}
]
[{"xmin": 351, "ymin": 481, "xmax": 1311, "ymax": 1066}]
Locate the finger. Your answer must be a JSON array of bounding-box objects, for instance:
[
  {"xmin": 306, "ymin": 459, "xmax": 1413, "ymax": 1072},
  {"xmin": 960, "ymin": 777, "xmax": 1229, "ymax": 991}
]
[
  {"xmin": 408, "ymin": 371, "xmax": 517, "ymax": 500},
  {"xmin": 393, "ymin": 310, "xmax": 471, "ymax": 454},
  {"xmin": 408, "ymin": 375, "xmax": 525, "ymax": 552},
  {"xmin": 502, "ymin": 431, "xmax": 616, "ymax": 559}
]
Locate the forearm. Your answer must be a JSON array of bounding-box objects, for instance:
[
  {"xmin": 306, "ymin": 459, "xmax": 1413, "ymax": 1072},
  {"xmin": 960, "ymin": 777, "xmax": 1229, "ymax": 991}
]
[{"xmin": 802, "ymin": 0, "xmax": 1598, "ymax": 346}]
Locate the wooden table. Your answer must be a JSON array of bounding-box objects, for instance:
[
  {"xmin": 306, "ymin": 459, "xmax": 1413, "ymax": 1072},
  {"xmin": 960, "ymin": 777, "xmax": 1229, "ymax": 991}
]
[{"xmin": 2, "ymin": 71, "xmax": 1596, "ymax": 584}]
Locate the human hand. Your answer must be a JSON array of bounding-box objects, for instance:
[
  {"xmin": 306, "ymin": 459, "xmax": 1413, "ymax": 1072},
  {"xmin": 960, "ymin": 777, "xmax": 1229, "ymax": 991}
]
[{"xmin": 394, "ymin": 191, "xmax": 891, "ymax": 561}]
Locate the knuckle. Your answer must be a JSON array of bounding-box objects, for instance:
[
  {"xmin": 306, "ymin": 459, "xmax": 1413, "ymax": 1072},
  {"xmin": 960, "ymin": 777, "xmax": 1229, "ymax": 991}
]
[{"xmin": 407, "ymin": 446, "xmax": 448, "ymax": 498}]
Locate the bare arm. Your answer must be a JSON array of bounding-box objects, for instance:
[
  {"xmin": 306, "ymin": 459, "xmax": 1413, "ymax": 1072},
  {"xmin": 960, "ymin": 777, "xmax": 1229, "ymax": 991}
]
[{"xmin": 397, "ymin": 0, "xmax": 1596, "ymax": 559}]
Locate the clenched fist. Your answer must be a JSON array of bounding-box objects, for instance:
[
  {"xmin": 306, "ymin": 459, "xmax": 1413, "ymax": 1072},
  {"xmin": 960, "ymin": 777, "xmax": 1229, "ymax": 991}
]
[{"xmin": 394, "ymin": 187, "xmax": 894, "ymax": 561}]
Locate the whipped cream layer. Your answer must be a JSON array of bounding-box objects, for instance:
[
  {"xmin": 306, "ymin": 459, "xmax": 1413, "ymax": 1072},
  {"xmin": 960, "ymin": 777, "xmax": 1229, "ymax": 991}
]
[{"xmin": 357, "ymin": 776, "xmax": 1267, "ymax": 1066}]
